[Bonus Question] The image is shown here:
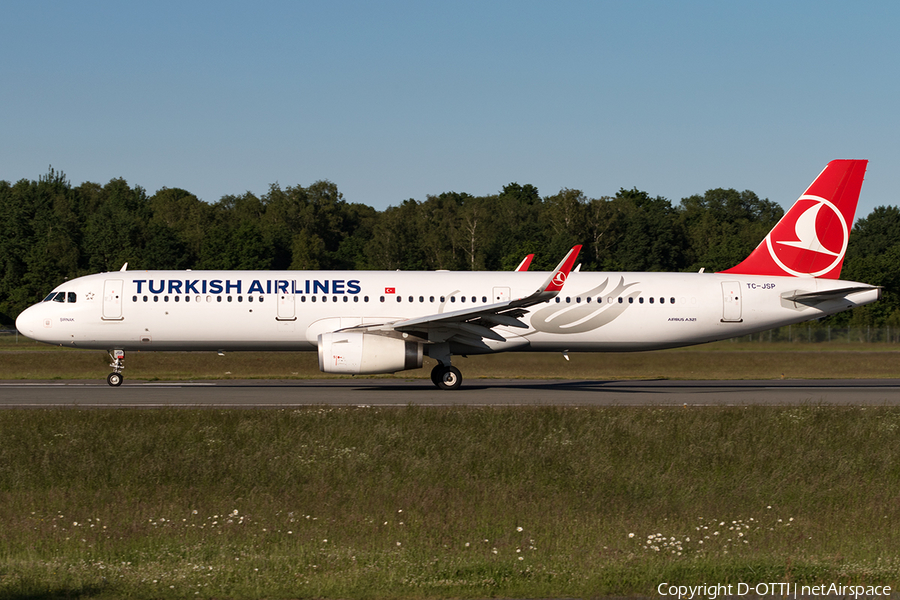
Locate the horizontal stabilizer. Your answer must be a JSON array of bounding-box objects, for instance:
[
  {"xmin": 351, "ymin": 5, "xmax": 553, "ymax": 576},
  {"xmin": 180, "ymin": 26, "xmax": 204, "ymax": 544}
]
[{"xmin": 781, "ymin": 286, "xmax": 881, "ymax": 304}]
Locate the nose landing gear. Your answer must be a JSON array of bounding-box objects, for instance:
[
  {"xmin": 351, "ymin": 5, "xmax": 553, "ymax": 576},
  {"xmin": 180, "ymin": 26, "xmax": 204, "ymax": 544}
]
[{"xmin": 107, "ymin": 349, "xmax": 125, "ymax": 386}]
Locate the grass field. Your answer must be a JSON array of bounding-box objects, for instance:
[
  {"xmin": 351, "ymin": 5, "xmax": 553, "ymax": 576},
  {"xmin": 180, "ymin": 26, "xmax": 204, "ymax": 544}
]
[
  {"xmin": 2, "ymin": 336, "xmax": 900, "ymax": 598},
  {"xmin": 1, "ymin": 406, "xmax": 899, "ymax": 599}
]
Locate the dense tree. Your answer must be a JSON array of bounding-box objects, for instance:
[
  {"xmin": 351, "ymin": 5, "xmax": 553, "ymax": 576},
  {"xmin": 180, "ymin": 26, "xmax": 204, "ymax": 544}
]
[
  {"xmin": 82, "ymin": 178, "xmax": 150, "ymax": 273},
  {"xmin": 148, "ymin": 188, "xmax": 213, "ymax": 267},
  {"xmin": 835, "ymin": 206, "xmax": 900, "ymax": 327},
  {"xmin": 606, "ymin": 188, "xmax": 684, "ymax": 272},
  {"xmin": 679, "ymin": 188, "xmax": 783, "ymax": 272}
]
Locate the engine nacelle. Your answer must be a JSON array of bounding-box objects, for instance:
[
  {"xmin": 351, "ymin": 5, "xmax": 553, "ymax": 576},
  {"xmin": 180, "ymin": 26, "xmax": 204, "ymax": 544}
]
[{"xmin": 317, "ymin": 331, "xmax": 423, "ymax": 374}]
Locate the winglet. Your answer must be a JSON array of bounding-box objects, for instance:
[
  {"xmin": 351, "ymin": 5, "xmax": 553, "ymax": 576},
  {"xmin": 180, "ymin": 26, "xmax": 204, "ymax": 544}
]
[
  {"xmin": 540, "ymin": 245, "xmax": 582, "ymax": 293},
  {"xmin": 515, "ymin": 254, "xmax": 534, "ymax": 272}
]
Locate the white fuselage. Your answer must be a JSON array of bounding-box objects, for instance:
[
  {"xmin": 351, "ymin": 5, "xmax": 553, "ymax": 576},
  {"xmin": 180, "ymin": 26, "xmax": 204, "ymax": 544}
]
[{"xmin": 15, "ymin": 269, "xmax": 879, "ymax": 354}]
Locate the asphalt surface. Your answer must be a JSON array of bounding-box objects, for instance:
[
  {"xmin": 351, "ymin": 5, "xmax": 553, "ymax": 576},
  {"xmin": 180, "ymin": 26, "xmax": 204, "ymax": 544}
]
[{"xmin": 1, "ymin": 378, "xmax": 900, "ymax": 407}]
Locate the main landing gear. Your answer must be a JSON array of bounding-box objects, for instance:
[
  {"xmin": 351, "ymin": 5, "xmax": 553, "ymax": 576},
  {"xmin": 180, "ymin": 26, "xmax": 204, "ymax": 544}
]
[
  {"xmin": 427, "ymin": 343, "xmax": 462, "ymax": 390},
  {"xmin": 107, "ymin": 349, "xmax": 125, "ymax": 387},
  {"xmin": 430, "ymin": 364, "xmax": 462, "ymax": 390}
]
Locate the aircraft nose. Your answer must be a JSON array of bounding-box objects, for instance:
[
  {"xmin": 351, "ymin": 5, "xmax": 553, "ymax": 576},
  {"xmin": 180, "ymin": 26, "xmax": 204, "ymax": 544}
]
[{"xmin": 15, "ymin": 304, "xmax": 43, "ymax": 339}]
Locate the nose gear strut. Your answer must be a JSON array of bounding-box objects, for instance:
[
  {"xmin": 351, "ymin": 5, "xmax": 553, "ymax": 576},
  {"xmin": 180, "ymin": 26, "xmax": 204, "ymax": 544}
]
[{"xmin": 107, "ymin": 349, "xmax": 125, "ymax": 386}]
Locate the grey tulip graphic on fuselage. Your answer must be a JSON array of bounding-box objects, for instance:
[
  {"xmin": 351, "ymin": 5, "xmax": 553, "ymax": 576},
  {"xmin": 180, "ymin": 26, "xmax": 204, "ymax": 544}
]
[{"xmin": 528, "ymin": 276, "xmax": 640, "ymax": 334}]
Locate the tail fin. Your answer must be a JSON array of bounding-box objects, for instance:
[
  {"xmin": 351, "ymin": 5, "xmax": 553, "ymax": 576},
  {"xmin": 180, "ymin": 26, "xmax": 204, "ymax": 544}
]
[{"xmin": 720, "ymin": 159, "xmax": 867, "ymax": 279}]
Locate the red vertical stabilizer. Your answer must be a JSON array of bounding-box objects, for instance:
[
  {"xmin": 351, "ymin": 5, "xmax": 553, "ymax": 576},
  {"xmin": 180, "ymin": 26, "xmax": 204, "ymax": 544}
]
[{"xmin": 720, "ymin": 159, "xmax": 867, "ymax": 279}]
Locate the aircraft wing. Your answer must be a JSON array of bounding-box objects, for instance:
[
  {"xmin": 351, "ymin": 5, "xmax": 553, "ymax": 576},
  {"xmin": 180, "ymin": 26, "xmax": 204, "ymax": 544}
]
[{"xmin": 342, "ymin": 246, "xmax": 582, "ymax": 347}]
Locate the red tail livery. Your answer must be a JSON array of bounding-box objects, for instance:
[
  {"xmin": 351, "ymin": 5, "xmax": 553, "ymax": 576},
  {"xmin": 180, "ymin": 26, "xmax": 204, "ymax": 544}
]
[{"xmin": 722, "ymin": 159, "xmax": 867, "ymax": 279}]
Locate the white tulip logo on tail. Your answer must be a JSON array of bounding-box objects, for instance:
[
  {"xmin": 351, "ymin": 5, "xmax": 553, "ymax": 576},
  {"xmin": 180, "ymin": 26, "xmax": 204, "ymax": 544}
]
[{"xmin": 766, "ymin": 194, "xmax": 849, "ymax": 277}]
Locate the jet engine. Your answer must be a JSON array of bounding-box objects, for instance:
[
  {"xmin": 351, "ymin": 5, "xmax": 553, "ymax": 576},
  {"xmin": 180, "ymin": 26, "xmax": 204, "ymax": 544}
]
[{"xmin": 317, "ymin": 331, "xmax": 423, "ymax": 374}]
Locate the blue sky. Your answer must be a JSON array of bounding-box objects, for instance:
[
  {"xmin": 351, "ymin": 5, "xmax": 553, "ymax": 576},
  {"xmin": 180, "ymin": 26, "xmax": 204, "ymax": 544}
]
[{"xmin": 2, "ymin": 1, "xmax": 898, "ymax": 219}]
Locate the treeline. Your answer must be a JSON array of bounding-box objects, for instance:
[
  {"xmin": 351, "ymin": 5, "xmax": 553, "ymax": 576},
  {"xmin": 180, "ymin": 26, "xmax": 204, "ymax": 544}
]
[{"xmin": 1, "ymin": 169, "xmax": 898, "ymax": 328}]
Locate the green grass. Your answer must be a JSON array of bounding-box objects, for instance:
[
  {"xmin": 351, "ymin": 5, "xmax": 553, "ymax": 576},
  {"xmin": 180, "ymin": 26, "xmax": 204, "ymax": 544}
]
[{"xmin": 1, "ymin": 406, "xmax": 899, "ymax": 598}]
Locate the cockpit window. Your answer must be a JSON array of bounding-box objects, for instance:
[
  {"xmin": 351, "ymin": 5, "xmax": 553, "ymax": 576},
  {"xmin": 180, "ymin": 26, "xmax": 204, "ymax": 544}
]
[{"xmin": 44, "ymin": 291, "xmax": 76, "ymax": 303}]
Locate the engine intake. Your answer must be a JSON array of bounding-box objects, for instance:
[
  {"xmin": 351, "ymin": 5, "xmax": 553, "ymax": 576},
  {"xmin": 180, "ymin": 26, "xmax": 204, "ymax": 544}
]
[{"xmin": 318, "ymin": 331, "xmax": 423, "ymax": 374}]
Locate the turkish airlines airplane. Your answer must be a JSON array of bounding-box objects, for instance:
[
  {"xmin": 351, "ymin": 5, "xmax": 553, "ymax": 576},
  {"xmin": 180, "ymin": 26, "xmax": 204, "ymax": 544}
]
[{"xmin": 15, "ymin": 160, "xmax": 879, "ymax": 390}]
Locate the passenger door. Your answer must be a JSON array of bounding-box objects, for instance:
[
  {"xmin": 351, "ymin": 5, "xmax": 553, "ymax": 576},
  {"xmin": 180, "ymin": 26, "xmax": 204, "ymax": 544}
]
[{"xmin": 102, "ymin": 279, "xmax": 124, "ymax": 321}]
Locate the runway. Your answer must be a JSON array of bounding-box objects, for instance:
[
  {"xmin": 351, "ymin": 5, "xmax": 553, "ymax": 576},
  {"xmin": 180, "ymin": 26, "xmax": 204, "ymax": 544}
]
[{"xmin": 2, "ymin": 378, "xmax": 900, "ymax": 407}]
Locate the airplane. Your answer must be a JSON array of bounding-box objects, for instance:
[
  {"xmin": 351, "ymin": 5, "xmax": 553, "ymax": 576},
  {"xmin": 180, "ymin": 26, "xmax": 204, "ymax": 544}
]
[{"xmin": 15, "ymin": 160, "xmax": 880, "ymax": 390}]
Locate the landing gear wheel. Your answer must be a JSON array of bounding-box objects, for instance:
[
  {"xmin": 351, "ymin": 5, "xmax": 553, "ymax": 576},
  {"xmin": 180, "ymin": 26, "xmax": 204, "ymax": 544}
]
[
  {"xmin": 434, "ymin": 365, "xmax": 462, "ymax": 391},
  {"xmin": 107, "ymin": 372, "xmax": 124, "ymax": 387}
]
